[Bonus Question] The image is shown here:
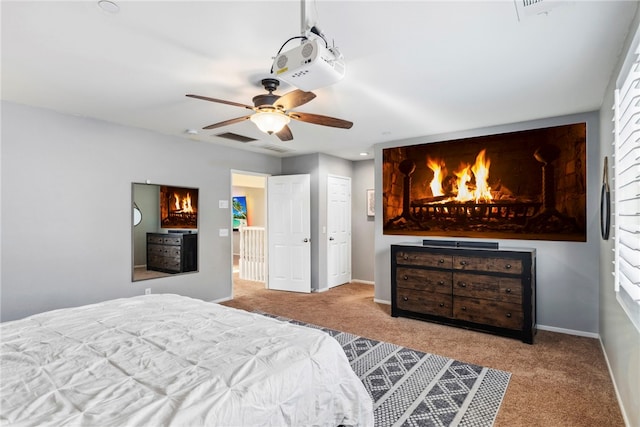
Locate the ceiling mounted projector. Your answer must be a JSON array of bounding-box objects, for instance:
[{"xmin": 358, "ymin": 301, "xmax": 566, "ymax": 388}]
[{"xmin": 272, "ymin": 39, "xmax": 345, "ymax": 92}]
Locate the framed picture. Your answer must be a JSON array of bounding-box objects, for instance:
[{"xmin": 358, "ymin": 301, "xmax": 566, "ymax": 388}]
[
  {"xmin": 366, "ymin": 189, "xmax": 375, "ymax": 216},
  {"xmin": 232, "ymin": 196, "xmax": 248, "ymax": 230}
]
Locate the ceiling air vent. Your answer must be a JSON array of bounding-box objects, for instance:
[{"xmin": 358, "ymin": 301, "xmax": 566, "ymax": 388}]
[
  {"xmin": 214, "ymin": 132, "xmax": 258, "ymax": 143},
  {"xmin": 261, "ymin": 144, "xmax": 294, "ymax": 154},
  {"xmin": 514, "ymin": 0, "xmax": 558, "ymax": 21}
]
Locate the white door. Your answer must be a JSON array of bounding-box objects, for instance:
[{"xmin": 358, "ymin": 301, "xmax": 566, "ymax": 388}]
[
  {"xmin": 327, "ymin": 175, "xmax": 351, "ymax": 288},
  {"xmin": 268, "ymin": 174, "xmax": 311, "ymax": 293}
]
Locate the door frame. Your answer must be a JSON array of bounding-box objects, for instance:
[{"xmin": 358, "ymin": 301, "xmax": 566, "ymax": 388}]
[{"xmin": 230, "ymin": 170, "xmax": 270, "ymax": 298}]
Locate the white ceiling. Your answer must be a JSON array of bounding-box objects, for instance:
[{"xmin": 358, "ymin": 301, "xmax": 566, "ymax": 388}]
[{"xmin": 1, "ymin": 1, "xmax": 637, "ymax": 161}]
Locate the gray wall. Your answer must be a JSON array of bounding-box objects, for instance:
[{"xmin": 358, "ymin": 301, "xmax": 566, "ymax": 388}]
[
  {"xmin": 373, "ymin": 111, "xmax": 602, "ymax": 336},
  {"xmin": 1, "ymin": 101, "xmax": 282, "ymax": 321},
  {"xmin": 351, "ymin": 160, "xmax": 375, "ymax": 283},
  {"xmin": 599, "ymin": 9, "xmax": 640, "ymax": 426}
]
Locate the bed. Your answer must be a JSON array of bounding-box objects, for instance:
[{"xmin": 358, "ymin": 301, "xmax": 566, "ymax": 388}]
[{"xmin": 0, "ymin": 294, "xmax": 373, "ymax": 426}]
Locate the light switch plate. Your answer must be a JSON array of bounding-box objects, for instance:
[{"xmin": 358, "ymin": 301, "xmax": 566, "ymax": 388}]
[{"xmin": 219, "ymin": 228, "xmax": 229, "ymax": 237}]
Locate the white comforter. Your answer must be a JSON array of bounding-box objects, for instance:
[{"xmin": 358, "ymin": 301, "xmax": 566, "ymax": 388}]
[{"xmin": 0, "ymin": 294, "xmax": 373, "ymax": 427}]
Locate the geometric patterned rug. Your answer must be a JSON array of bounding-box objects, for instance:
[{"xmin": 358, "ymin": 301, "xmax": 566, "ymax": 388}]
[{"xmin": 258, "ymin": 313, "xmax": 511, "ymax": 427}]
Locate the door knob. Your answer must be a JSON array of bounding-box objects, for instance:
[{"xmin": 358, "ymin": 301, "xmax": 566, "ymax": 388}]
[
  {"xmin": 329, "ymin": 237, "xmax": 335, "ymax": 241},
  {"xmin": 303, "ymin": 238, "xmax": 309, "ymax": 242}
]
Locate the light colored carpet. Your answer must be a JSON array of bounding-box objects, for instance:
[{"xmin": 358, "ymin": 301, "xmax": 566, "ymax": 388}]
[{"xmin": 224, "ymin": 277, "xmax": 624, "ymax": 427}]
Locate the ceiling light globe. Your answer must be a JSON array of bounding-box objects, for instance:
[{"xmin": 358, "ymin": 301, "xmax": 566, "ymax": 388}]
[{"xmin": 250, "ymin": 111, "xmax": 290, "ymax": 134}]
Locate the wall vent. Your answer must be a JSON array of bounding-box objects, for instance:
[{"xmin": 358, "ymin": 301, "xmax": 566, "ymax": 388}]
[{"xmin": 214, "ymin": 132, "xmax": 258, "ymax": 143}]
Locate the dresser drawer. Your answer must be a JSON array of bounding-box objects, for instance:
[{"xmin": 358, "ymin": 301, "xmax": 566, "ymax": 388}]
[
  {"xmin": 396, "ymin": 251, "xmax": 452, "ymax": 269},
  {"xmin": 453, "ymin": 255, "xmax": 522, "ymax": 274},
  {"xmin": 396, "ymin": 267, "xmax": 452, "ymax": 294},
  {"xmin": 165, "ymin": 246, "xmax": 181, "ymax": 257},
  {"xmin": 162, "ymin": 236, "xmax": 183, "ymax": 246},
  {"xmin": 147, "ymin": 253, "xmax": 164, "ymax": 268},
  {"xmin": 162, "ymin": 258, "xmax": 181, "ymax": 272},
  {"xmin": 147, "ymin": 244, "xmax": 166, "ymax": 255},
  {"xmin": 147, "ymin": 234, "xmax": 165, "ymax": 244},
  {"xmin": 453, "ymin": 273, "xmax": 522, "ymax": 304},
  {"xmin": 396, "ymin": 288, "xmax": 452, "ymax": 317},
  {"xmin": 454, "ymin": 296, "xmax": 523, "ymax": 330}
]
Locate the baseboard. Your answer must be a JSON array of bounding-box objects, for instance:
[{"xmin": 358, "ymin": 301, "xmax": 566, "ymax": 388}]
[
  {"xmin": 536, "ymin": 324, "xmax": 599, "ymax": 339},
  {"xmin": 351, "ymin": 279, "xmax": 374, "ymax": 285},
  {"xmin": 374, "ymin": 298, "xmax": 391, "ymax": 305},
  {"xmin": 599, "ymin": 338, "xmax": 632, "ymax": 427},
  {"xmin": 211, "ymin": 296, "xmax": 232, "ymax": 304}
]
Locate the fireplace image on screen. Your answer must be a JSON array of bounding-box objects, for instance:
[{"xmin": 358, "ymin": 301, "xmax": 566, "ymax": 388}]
[
  {"xmin": 161, "ymin": 186, "xmax": 198, "ymax": 229},
  {"xmin": 383, "ymin": 123, "xmax": 586, "ymax": 242}
]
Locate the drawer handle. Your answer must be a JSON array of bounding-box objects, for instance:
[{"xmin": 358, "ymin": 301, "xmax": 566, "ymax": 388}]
[
  {"xmin": 403, "ymin": 296, "xmax": 409, "ymax": 301},
  {"xmin": 505, "ymin": 264, "xmax": 512, "ymax": 269},
  {"xmin": 403, "ymin": 255, "xmax": 409, "ymax": 260},
  {"xmin": 506, "ymin": 288, "xmax": 512, "ymax": 293},
  {"xmin": 459, "ymin": 282, "xmax": 467, "ymax": 288},
  {"xmin": 403, "ymin": 275, "xmax": 409, "ymax": 280},
  {"xmin": 461, "ymin": 306, "xmax": 467, "ymax": 311},
  {"xmin": 438, "ymin": 280, "xmax": 445, "ymax": 285},
  {"xmin": 438, "ymin": 259, "xmax": 445, "ymax": 264},
  {"xmin": 506, "ymin": 313, "xmax": 512, "ymax": 318},
  {"xmin": 460, "ymin": 260, "xmax": 467, "ymax": 266},
  {"xmin": 439, "ymin": 303, "xmax": 445, "ymax": 307}
]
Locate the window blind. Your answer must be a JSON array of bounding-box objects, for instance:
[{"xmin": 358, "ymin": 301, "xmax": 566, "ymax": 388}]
[{"xmin": 613, "ymin": 27, "xmax": 640, "ymax": 332}]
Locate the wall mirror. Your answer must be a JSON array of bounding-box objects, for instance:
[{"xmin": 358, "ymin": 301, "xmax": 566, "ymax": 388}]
[{"xmin": 132, "ymin": 183, "xmax": 199, "ymax": 282}]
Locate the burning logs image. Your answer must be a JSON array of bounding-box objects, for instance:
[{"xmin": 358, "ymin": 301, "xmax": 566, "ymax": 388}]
[
  {"xmin": 160, "ymin": 186, "xmax": 198, "ymax": 229},
  {"xmin": 383, "ymin": 123, "xmax": 586, "ymax": 242}
]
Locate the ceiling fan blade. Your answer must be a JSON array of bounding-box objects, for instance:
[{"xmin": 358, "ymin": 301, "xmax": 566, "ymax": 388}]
[
  {"xmin": 274, "ymin": 90, "xmax": 316, "ymax": 111},
  {"xmin": 186, "ymin": 94, "xmax": 254, "ymax": 111},
  {"xmin": 276, "ymin": 125, "xmax": 293, "ymax": 141},
  {"xmin": 203, "ymin": 115, "xmax": 252, "ymax": 130},
  {"xmin": 289, "ymin": 111, "xmax": 353, "ymax": 129}
]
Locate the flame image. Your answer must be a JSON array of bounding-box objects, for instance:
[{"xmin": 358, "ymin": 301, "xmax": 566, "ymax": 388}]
[
  {"xmin": 173, "ymin": 192, "xmax": 194, "ymax": 213},
  {"xmin": 426, "ymin": 157, "xmax": 445, "ymax": 197},
  {"xmin": 454, "ymin": 163, "xmax": 474, "ymax": 202},
  {"xmin": 471, "ymin": 149, "xmax": 492, "ymax": 202},
  {"xmin": 426, "ymin": 149, "xmax": 493, "ymax": 203}
]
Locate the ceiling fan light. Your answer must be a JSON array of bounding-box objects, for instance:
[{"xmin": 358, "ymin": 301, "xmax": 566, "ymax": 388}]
[{"xmin": 250, "ymin": 111, "xmax": 290, "ymax": 134}]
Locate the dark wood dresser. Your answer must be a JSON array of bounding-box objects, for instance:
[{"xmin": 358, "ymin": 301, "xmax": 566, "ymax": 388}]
[
  {"xmin": 391, "ymin": 242, "xmax": 536, "ymax": 343},
  {"xmin": 147, "ymin": 233, "xmax": 198, "ymax": 274}
]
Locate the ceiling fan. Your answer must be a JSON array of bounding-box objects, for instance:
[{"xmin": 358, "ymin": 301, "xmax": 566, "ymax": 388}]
[{"xmin": 186, "ymin": 78, "xmax": 352, "ymax": 141}]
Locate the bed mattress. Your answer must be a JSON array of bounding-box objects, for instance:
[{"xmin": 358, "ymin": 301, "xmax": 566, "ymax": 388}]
[{"xmin": 0, "ymin": 294, "xmax": 373, "ymax": 426}]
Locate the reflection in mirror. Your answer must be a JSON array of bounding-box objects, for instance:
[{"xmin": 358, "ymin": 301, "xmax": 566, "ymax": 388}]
[{"xmin": 132, "ymin": 183, "xmax": 199, "ymax": 282}]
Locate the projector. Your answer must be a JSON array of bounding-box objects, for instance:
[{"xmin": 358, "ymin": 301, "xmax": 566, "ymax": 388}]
[{"xmin": 272, "ymin": 39, "xmax": 345, "ymax": 92}]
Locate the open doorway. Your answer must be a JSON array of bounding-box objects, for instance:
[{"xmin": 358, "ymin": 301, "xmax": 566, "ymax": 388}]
[{"xmin": 231, "ymin": 171, "xmax": 269, "ymax": 297}]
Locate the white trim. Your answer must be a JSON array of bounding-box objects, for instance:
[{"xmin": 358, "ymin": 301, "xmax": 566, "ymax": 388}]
[
  {"xmin": 536, "ymin": 324, "xmax": 599, "ymax": 339},
  {"xmin": 314, "ymin": 287, "xmax": 330, "ymax": 293},
  {"xmin": 211, "ymin": 296, "xmax": 232, "ymax": 304},
  {"xmin": 599, "ymin": 338, "xmax": 633, "ymax": 427},
  {"xmin": 351, "ymin": 279, "xmax": 374, "ymax": 285},
  {"xmin": 374, "ymin": 298, "xmax": 391, "ymax": 305}
]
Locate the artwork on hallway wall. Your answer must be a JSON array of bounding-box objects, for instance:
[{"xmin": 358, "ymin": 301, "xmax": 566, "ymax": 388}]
[
  {"xmin": 382, "ymin": 122, "xmax": 587, "ymax": 242},
  {"xmin": 160, "ymin": 186, "xmax": 198, "ymax": 229},
  {"xmin": 233, "ymin": 196, "xmax": 248, "ymax": 230},
  {"xmin": 366, "ymin": 189, "xmax": 375, "ymax": 216}
]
